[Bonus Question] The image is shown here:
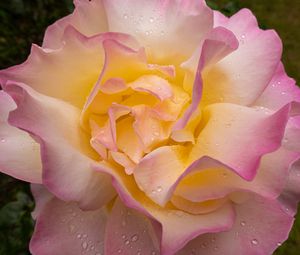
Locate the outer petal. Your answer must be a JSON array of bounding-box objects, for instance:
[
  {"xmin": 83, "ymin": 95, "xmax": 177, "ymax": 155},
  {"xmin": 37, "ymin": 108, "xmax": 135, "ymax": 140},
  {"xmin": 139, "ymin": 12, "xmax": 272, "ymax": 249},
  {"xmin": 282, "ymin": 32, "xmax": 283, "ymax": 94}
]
[
  {"xmin": 177, "ymin": 195, "xmax": 294, "ymax": 255},
  {"xmin": 253, "ymin": 62, "xmax": 300, "ymax": 111},
  {"xmin": 105, "ymin": 198, "xmax": 160, "ymax": 255},
  {"xmin": 103, "ymin": 0, "xmax": 213, "ymax": 62},
  {"xmin": 0, "ymin": 91, "xmax": 42, "ymax": 183},
  {"xmin": 43, "ymin": 0, "xmax": 108, "ymax": 49},
  {"xmin": 30, "ymin": 187, "xmax": 108, "ymax": 255},
  {"xmin": 202, "ymin": 9, "xmax": 282, "ymax": 106},
  {"xmin": 0, "ymin": 27, "xmax": 136, "ymax": 108},
  {"xmin": 3, "ymin": 82, "xmax": 116, "ymax": 210},
  {"xmin": 283, "ymin": 116, "xmax": 300, "ymax": 152},
  {"xmin": 279, "ymin": 159, "xmax": 300, "ymax": 215},
  {"xmin": 174, "ymin": 26, "xmax": 239, "ymax": 130},
  {"xmin": 175, "ymin": 148, "xmax": 299, "ymax": 203},
  {"xmin": 189, "ymin": 103, "xmax": 290, "ymax": 180},
  {"xmin": 94, "ymin": 162, "xmax": 235, "ymax": 255}
]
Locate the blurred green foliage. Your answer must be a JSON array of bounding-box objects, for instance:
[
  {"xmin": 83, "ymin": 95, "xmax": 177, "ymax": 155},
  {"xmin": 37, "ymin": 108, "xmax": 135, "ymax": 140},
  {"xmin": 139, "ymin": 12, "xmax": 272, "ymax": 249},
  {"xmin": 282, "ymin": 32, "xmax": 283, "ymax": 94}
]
[{"xmin": 0, "ymin": 0, "xmax": 299, "ymax": 254}]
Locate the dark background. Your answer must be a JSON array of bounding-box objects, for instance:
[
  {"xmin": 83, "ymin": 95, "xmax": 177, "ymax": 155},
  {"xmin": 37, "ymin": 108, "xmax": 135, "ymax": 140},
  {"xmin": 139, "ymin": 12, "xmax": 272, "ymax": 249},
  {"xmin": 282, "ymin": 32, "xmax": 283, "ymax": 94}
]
[{"xmin": 0, "ymin": 0, "xmax": 299, "ymax": 254}]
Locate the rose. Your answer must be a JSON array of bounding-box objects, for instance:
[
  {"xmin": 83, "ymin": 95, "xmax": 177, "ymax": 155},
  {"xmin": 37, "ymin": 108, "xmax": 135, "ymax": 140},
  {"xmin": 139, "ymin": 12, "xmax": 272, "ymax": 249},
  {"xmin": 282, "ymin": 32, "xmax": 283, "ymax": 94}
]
[{"xmin": 1, "ymin": 0, "xmax": 300, "ymax": 254}]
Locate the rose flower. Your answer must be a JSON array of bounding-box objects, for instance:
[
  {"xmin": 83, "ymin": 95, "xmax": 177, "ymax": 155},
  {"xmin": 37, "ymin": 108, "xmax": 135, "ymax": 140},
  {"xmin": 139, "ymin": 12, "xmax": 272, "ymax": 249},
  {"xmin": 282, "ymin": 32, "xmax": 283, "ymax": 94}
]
[{"xmin": 1, "ymin": 1, "xmax": 300, "ymax": 254}]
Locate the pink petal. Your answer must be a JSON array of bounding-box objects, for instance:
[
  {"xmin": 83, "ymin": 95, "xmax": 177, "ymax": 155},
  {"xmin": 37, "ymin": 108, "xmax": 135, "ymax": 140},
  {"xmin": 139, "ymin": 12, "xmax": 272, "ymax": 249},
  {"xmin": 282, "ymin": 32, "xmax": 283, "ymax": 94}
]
[
  {"xmin": 254, "ymin": 62, "xmax": 300, "ymax": 111},
  {"xmin": 0, "ymin": 27, "xmax": 136, "ymax": 108},
  {"xmin": 202, "ymin": 9, "xmax": 282, "ymax": 106},
  {"xmin": 132, "ymin": 105, "xmax": 171, "ymax": 151},
  {"xmin": 105, "ymin": 198, "xmax": 160, "ymax": 255},
  {"xmin": 279, "ymin": 159, "xmax": 300, "ymax": 215},
  {"xmin": 174, "ymin": 26, "xmax": 238, "ymax": 130},
  {"xmin": 31, "ymin": 184, "xmax": 53, "ymax": 219},
  {"xmin": 283, "ymin": 116, "xmax": 300, "ymax": 152},
  {"xmin": 0, "ymin": 91, "xmax": 42, "ymax": 183},
  {"xmin": 177, "ymin": 195, "xmax": 294, "ymax": 255},
  {"xmin": 30, "ymin": 187, "xmax": 108, "ymax": 255},
  {"xmin": 110, "ymin": 151, "xmax": 136, "ymax": 175},
  {"xmin": 82, "ymin": 38, "xmax": 146, "ymax": 119},
  {"xmin": 43, "ymin": 0, "xmax": 108, "ymax": 49},
  {"xmin": 94, "ymin": 162, "xmax": 235, "ymax": 255},
  {"xmin": 3, "ymin": 82, "xmax": 116, "ymax": 210},
  {"xmin": 134, "ymin": 145, "xmax": 187, "ymax": 206},
  {"xmin": 189, "ymin": 103, "xmax": 290, "ymax": 180},
  {"xmin": 175, "ymin": 148, "xmax": 299, "ymax": 203},
  {"xmin": 129, "ymin": 75, "xmax": 173, "ymax": 101},
  {"xmin": 103, "ymin": 0, "xmax": 213, "ymax": 62},
  {"xmin": 116, "ymin": 117, "xmax": 145, "ymax": 163}
]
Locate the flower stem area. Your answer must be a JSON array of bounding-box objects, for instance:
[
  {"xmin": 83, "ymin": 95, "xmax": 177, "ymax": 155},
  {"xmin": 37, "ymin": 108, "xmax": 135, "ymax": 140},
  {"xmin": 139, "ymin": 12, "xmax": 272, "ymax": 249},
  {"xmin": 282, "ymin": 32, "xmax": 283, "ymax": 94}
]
[{"xmin": 0, "ymin": 0, "xmax": 299, "ymax": 254}]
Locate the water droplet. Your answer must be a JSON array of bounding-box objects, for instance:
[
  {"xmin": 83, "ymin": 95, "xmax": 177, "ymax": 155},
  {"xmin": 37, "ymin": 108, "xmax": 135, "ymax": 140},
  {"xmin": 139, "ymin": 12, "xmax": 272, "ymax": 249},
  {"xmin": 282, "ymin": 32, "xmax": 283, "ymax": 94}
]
[
  {"xmin": 69, "ymin": 224, "xmax": 75, "ymax": 233},
  {"xmin": 118, "ymin": 249, "xmax": 122, "ymax": 253},
  {"xmin": 145, "ymin": 31, "xmax": 150, "ymax": 36},
  {"xmin": 124, "ymin": 239, "xmax": 130, "ymax": 245},
  {"xmin": 151, "ymin": 251, "xmax": 156, "ymax": 255},
  {"xmin": 82, "ymin": 241, "xmax": 88, "ymax": 250},
  {"xmin": 251, "ymin": 239, "xmax": 259, "ymax": 245},
  {"xmin": 122, "ymin": 220, "xmax": 126, "ymax": 227},
  {"xmin": 214, "ymin": 246, "xmax": 219, "ymax": 251},
  {"xmin": 72, "ymin": 212, "xmax": 77, "ymax": 217},
  {"xmin": 83, "ymin": 234, "xmax": 88, "ymax": 238},
  {"xmin": 131, "ymin": 234, "xmax": 139, "ymax": 242},
  {"xmin": 137, "ymin": 251, "xmax": 142, "ymax": 255},
  {"xmin": 149, "ymin": 17, "xmax": 154, "ymax": 23},
  {"xmin": 77, "ymin": 234, "xmax": 82, "ymax": 239},
  {"xmin": 201, "ymin": 242, "xmax": 207, "ymax": 248},
  {"xmin": 0, "ymin": 138, "xmax": 5, "ymax": 143},
  {"xmin": 122, "ymin": 234, "xmax": 126, "ymax": 239},
  {"xmin": 123, "ymin": 14, "xmax": 128, "ymax": 19},
  {"xmin": 175, "ymin": 211, "xmax": 184, "ymax": 217},
  {"xmin": 90, "ymin": 245, "xmax": 95, "ymax": 250},
  {"xmin": 156, "ymin": 186, "xmax": 162, "ymax": 192},
  {"xmin": 160, "ymin": 31, "xmax": 165, "ymax": 36},
  {"xmin": 277, "ymin": 81, "xmax": 281, "ymax": 85},
  {"xmin": 277, "ymin": 242, "xmax": 282, "ymax": 246},
  {"xmin": 281, "ymin": 91, "xmax": 287, "ymax": 95},
  {"xmin": 240, "ymin": 221, "xmax": 246, "ymax": 226},
  {"xmin": 153, "ymin": 131, "xmax": 160, "ymax": 136},
  {"xmin": 211, "ymin": 237, "xmax": 216, "ymax": 242}
]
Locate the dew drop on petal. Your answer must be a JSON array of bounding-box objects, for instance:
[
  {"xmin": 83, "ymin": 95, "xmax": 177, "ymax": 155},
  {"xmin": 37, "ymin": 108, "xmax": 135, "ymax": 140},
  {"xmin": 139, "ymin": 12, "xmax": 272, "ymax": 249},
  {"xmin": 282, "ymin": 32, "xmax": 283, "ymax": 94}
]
[
  {"xmin": 69, "ymin": 224, "xmax": 75, "ymax": 233},
  {"xmin": 251, "ymin": 239, "xmax": 259, "ymax": 245},
  {"xmin": 82, "ymin": 241, "xmax": 88, "ymax": 250},
  {"xmin": 277, "ymin": 242, "xmax": 282, "ymax": 246},
  {"xmin": 123, "ymin": 14, "xmax": 128, "ymax": 19},
  {"xmin": 124, "ymin": 239, "xmax": 130, "ymax": 245},
  {"xmin": 0, "ymin": 138, "xmax": 5, "ymax": 143},
  {"xmin": 118, "ymin": 249, "xmax": 122, "ymax": 253},
  {"xmin": 153, "ymin": 131, "xmax": 160, "ymax": 136},
  {"xmin": 131, "ymin": 234, "xmax": 139, "ymax": 242},
  {"xmin": 156, "ymin": 186, "xmax": 162, "ymax": 192},
  {"xmin": 240, "ymin": 221, "xmax": 246, "ymax": 226},
  {"xmin": 149, "ymin": 17, "xmax": 154, "ymax": 23}
]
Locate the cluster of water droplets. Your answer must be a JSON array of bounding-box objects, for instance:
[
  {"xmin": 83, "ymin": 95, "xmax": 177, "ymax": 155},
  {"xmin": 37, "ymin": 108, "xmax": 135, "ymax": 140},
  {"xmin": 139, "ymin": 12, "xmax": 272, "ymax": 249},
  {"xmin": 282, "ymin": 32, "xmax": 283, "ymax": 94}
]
[
  {"xmin": 60, "ymin": 207, "xmax": 104, "ymax": 255},
  {"xmin": 122, "ymin": 12, "xmax": 165, "ymax": 38}
]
